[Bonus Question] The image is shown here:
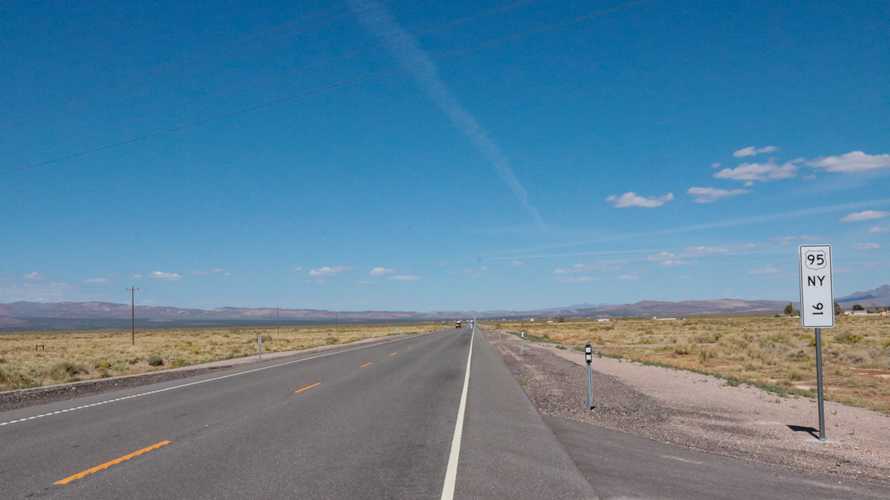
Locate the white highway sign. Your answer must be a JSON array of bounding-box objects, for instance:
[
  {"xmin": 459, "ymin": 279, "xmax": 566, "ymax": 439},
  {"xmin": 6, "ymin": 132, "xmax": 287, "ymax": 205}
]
[{"xmin": 798, "ymin": 245, "xmax": 834, "ymax": 328}]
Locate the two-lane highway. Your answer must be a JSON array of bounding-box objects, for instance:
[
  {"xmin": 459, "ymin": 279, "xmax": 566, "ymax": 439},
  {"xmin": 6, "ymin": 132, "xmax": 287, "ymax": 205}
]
[
  {"xmin": 1, "ymin": 325, "xmax": 593, "ymax": 499},
  {"xmin": 6, "ymin": 324, "xmax": 887, "ymax": 499},
  {"xmin": 1, "ymin": 329, "xmax": 464, "ymax": 498}
]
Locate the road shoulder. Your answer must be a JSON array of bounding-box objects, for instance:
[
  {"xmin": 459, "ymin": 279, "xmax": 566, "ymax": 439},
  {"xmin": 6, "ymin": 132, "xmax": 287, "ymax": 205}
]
[
  {"xmin": 486, "ymin": 329, "xmax": 890, "ymax": 484},
  {"xmin": 455, "ymin": 329, "xmax": 596, "ymax": 499}
]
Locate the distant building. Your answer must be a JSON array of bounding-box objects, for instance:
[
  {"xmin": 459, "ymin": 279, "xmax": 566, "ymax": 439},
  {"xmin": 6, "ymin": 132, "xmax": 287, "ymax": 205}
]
[{"xmin": 596, "ymin": 318, "xmax": 610, "ymax": 323}]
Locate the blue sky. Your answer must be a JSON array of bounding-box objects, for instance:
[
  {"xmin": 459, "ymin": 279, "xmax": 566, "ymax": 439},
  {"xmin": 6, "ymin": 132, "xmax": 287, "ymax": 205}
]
[{"xmin": 2, "ymin": 0, "xmax": 889, "ymax": 310}]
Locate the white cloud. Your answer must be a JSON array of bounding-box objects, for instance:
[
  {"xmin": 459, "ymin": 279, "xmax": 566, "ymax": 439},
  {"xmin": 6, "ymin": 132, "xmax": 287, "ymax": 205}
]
[
  {"xmin": 556, "ymin": 275, "xmax": 595, "ymax": 284},
  {"xmin": 369, "ymin": 266, "xmax": 395, "ymax": 277},
  {"xmin": 647, "ymin": 251, "xmax": 675, "ymax": 261},
  {"xmin": 647, "ymin": 251, "xmax": 686, "ymax": 267},
  {"xmin": 733, "ymin": 145, "xmax": 779, "ymax": 158},
  {"xmin": 293, "ymin": 266, "xmax": 303, "ymax": 272},
  {"xmin": 389, "ymin": 274, "xmax": 420, "ymax": 281},
  {"xmin": 684, "ymin": 245, "xmax": 729, "ymax": 256},
  {"xmin": 151, "ymin": 271, "xmax": 182, "ymax": 281},
  {"xmin": 660, "ymin": 259, "xmax": 686, "ymax": 267},
  {"xmin": 554, "ymin": 264, "xmax": 591, "ymax": 275},
  {"xmin": 606, "ymin": 192, "xmax": 674, "ymax": 208},
  {"xmin": 808, "ymin": 151, "xmax": 890, "ymax": 173},
  {"xmin": 309, "ymin": 266, "xmax": 350, "ymax": 278},
  {"xmin": 552, "ymin": 261, "xmax": 623, "ymax": 279},
  {"xmin": 714, "ymin": 160, "xmax": 798, "ymax": 183},
  {"xmin": 869, "ymin": 225, "xmax": 888, "ymax": 234},
  {"xmin": 24, "ymin": 272, "xmax": 42, "ymax": 280},
  {"xmin": 841, "ymin": 210, "xmax": 889, "ymax": 223},
  {"xmin": 131, "ymin": 273, "xmax": 143, "ymax": 279},
  {"xmin": 855, "ymin": 243, "xmax": 881, "ymax": 250},
  {"xmin": 511, "ymin": 260, "xmax": 525, "ymax": 267},
  {"xmin": 192, "ymin": 268, "xmax": 225, "ymax": 276},
  {"xmin": 84, "ymin": 277, "xmax": 108, "ymax": 284},
  {"xmin": 710, "ymin": 162, "xmax": 721, "ymax": 169},
  {"xmin": 618, "ymin": 273, "xmax": 639, "ymax": 281},
  {"xmin": 748, "ymin": 265, "xmax": 781, "ymax": 275},
  {"xmin": 687, "ymin": 186, "xmax": 748, "ymax": 204}
]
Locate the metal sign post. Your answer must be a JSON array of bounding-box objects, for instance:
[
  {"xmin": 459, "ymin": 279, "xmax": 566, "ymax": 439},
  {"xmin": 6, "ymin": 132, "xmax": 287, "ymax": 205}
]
[
  {"xmin": 814, "ymin": 327, "xmax": 826, "ymax": 440},
  {"xmin": 798, "ymin": 245, "xmax": 834, "ymax": 441},
  {"xmin": 584, "ymin": 344, "xmax": 593, "ymax": 410}
]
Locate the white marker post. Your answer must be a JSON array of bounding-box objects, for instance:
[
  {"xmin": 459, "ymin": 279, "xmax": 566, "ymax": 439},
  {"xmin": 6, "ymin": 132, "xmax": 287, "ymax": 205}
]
[
  {"xmin": 798, "ymin": 245, "xmax": 834, "ymax": 441},
  {"xmin": 584, "ymin": 344, "xmax": 593, "ymax": 410}
]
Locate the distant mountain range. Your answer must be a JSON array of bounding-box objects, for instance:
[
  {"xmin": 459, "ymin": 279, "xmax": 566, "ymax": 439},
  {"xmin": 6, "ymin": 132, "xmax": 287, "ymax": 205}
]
[
  {"xmin": 1, "ymin": 285, "xmax": 887, "ymax": 330},
  {"xmin": 837, "ymin": 285, "xmax": 890, "ymax": 308}
]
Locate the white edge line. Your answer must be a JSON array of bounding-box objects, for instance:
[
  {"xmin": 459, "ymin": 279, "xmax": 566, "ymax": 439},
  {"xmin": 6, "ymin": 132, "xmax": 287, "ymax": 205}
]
[
  {"xmin": 440, "ymin": 324, "xmax": 474, "ymax": 500},
  {"xmin": 0, "ymin": 332, "xmax": 431, "ymax": 427}
]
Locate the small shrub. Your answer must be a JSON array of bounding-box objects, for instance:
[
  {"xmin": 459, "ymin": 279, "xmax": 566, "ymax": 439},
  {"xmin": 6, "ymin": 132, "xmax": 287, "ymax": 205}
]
[
  {"xmin": 146, "ymin": 355, "xmax": 164, "ymax": 367},
  {"xmin": 787, "ymin": 349, "xmax": 808, "ymax": 361},
  {"xmin": 94, "ymin": 360, "xmax": 112, "ymax": 370},
  {"xmin": 0, "ymin": 367, "xmax": 36, "ymax": 388},
  {"xmin": 325, "ymin": 336, "xmax": 339, "ymax": 345},
  {"xmin": 49, "ymin": 362, "xmax": 88, "ymax": 381},
  {"xmin": 673, "ymin": 344, "xmax": 691, "ymax": 356},
  {"xmin": 698, "ymin": 348, "xmax": 715, "ymax": 364},
  {"xmin": 835, "ymin": 332, "xmax": 863, "ymax": 345}
]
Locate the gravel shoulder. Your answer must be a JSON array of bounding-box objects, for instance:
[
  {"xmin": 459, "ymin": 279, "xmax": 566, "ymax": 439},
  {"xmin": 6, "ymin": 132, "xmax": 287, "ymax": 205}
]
[{"xmin": 487, "ymin": 329, "xmax": 890, "ymax": 483}]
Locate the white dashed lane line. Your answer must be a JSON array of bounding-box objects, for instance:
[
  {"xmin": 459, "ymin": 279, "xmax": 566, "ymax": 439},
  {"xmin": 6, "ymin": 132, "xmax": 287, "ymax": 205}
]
[{"xmin": 0, "ymin": 334, "xmax": 423, "ymax": 428}]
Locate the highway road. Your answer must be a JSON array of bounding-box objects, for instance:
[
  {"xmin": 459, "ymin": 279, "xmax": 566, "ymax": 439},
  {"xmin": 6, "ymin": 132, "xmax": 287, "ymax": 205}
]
[{"xmin": 1, "ymin": 324, "xmax": 889, "ymax": 499}]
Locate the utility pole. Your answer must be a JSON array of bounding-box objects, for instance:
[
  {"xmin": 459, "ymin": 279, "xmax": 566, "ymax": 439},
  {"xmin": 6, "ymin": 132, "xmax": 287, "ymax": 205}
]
[{"xmin": 127, "ymin": 287, "xmax": 140, "ymax": 345}]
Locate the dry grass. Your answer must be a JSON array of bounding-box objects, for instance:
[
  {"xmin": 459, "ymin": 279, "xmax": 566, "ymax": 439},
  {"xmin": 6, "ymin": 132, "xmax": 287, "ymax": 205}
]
[
  {"xmin": 492, "ymin": 315, "xmax": 890, "ymax": 414},
  {"xmin": 0, "ymin": 323, "xmax": 436, "ymax": 391}
]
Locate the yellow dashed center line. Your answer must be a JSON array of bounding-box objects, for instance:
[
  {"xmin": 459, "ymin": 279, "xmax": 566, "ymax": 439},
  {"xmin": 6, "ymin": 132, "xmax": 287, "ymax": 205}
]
[
  {"xmin": 293, "ymin": 382, "xmax": 321, "ymax": 395},
  {"xmin": 54, "ymin": 440, "xmax": 172, "ymax": 486},
  {"xmin": 360, "ymin": 362, "xmax": 372, "ymax": 368}
]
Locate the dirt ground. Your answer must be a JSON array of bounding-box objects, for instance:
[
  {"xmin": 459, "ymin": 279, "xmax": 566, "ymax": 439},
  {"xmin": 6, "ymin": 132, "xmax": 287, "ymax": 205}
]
[{"xmin": 487, "ymin": 329, "xmax": 890, "ymax": 483}]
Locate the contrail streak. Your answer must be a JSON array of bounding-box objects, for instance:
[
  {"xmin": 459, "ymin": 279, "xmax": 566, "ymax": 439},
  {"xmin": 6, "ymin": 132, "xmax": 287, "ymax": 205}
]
[
  {"xmin": 348, "ymin": 0, "xmax": 545, "ymax": 228},
  {"xmin": 490, "ymin": 197, "xmax": 890, "ymax": 257}
]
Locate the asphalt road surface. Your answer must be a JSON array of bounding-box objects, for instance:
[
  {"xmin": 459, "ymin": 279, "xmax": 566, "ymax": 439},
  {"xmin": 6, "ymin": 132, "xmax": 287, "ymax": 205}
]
[{"xmin": 1, "ymin": 325, "xmax": 888, "ymax": 499}]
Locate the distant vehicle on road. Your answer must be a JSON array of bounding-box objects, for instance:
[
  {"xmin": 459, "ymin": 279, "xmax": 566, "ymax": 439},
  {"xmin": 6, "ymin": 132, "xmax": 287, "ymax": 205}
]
[{"xmin": 455, "ymin": 321, "xmax": 462, "ymax": 328}]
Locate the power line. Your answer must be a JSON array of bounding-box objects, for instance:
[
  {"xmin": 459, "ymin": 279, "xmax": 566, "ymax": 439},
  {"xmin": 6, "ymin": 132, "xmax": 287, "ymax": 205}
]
[{"xmin": 14, "ymin": 0, "xmax": 648, "ymax": 172}]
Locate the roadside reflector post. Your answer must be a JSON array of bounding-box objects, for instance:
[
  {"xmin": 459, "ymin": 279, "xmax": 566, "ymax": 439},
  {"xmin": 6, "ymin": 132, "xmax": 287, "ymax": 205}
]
[
  {"xmin": 257, "ymin": 334, "xmax": 264, "ymax": 360},
  {"xmin": 798, "ymin": 245, "xmax": 834, "ymax": 442},
  {"xmin": 585, "ymin": 343, "xmax": 593, "ymax": 410}
]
